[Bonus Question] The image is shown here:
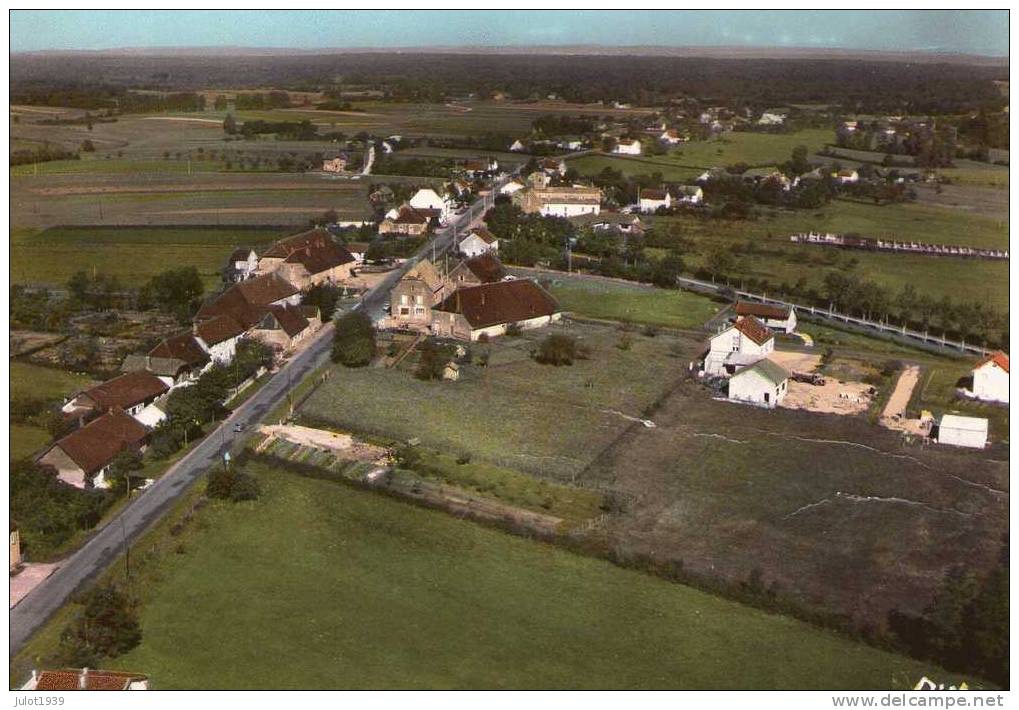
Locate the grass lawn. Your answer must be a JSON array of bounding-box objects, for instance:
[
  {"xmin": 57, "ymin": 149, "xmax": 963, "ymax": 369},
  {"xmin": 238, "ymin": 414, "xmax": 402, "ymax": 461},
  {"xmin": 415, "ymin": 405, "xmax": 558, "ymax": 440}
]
[
  {"xmin": 9, "ymin": 423, "xmax": 52, "ymax": 461},
  {"xmin": 11, "ymin": 226, "xmax": 289, "ymax": 287},
  {"xmin": 548, "ymin": 278, "xmax": 722, "ymax": 330},
  {"xmin": 114, "ymin": 464, "xmax": 953, "ymax": 689},
  {"xmin": 299, "ymin": 322, "xmax": 700, "ymax": 482},
  {"xmin": 10, "ymin": 361, "xmax": 94, "ymax": 401},
  {"xmin": 10, "ymin": 158, "xmax": 223, "ymax": 177}
]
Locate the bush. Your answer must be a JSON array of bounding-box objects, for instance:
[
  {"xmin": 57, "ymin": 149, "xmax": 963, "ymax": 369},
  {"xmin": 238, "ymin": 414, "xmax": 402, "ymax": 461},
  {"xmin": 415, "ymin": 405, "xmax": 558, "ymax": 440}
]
[
  {"xmin": 206, "ymin": 466, "xmax": 261, "ymax": 502},
  {"xmin": 57, "ymin": 584, "xmax": 141, "ymax": 666},
  {"xmin": 332, "ymin": 312, "xmax": 376, "ymax": 367},
  {"xmin": 414, "ymin": 338, "xmax": 453, "ymax": 381},
  {"xmin": 534, "ymin": 334, "xmax": 578, "ymax": 366},
  {"xmin": 505, "ymin": 323, "xmax": 523, "ymax": 337}
]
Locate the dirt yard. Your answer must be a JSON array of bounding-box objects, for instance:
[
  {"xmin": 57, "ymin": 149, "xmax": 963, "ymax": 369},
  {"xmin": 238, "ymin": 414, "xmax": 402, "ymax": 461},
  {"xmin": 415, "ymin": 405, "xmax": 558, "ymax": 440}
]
[
  {"xmin": 879, "ymin": 366, "xmax": 931, "ymax": 437},
  {"xmin": 258, "ymin": 424, "xmax": 389, "ymax": 463},
  {"xmin": 781, "ymin": 378, "xmax": 874, "ymax": 416},
  {"xmin": 769, "ymin": 350, "xmax": 822, "ymax": 373}
]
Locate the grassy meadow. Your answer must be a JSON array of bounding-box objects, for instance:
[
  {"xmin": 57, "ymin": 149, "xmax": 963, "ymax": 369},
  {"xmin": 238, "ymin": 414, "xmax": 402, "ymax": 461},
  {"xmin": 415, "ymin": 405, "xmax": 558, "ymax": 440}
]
[
  {"xmin": 113, "ymin": 464, "xmax": 954, "ymax": 689},
  {"xmin": 10, "ymin": 362, "xmax": 95, "ymax": 460},
  {"xmin": 547, "ymin": 278, "xmax": 722, "ymax": 329}
]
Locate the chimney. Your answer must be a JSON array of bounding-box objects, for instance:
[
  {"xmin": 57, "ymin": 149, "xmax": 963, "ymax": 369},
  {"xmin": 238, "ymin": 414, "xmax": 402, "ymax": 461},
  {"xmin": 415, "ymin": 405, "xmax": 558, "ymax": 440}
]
[{"xmin": 79, "ymin": 668, "xmax": 89, "ymax": 689}]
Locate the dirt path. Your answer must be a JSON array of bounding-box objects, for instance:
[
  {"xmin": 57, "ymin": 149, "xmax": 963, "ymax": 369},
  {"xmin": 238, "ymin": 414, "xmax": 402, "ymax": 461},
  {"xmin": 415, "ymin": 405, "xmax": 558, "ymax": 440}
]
[{"xmin": 882, "ymin": 365, "xmax": 921, "ymax": 420}]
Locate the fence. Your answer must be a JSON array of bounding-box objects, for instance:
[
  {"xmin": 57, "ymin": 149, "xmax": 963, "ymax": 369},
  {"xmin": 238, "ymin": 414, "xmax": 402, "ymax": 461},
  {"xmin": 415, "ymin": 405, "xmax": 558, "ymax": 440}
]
[{"xmin": 675, "ymin": 276, "xmax": 990, "ymax": 357}]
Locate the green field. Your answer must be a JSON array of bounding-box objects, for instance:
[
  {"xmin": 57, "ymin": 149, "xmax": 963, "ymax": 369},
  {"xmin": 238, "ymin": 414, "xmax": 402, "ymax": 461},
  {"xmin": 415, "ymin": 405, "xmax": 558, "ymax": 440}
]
[
  {"xmin": 571, "ymin": 129, "xmax": 833, "ymax": 180},
  {"xmin": 548, "ymin": 279, "xmax": 721, "ymax": 329},
  {"xmin": 10, "ymin": 158, "xmax": 223, "ymax": 177},
  {"xmin": 115, "ymin": 464, "xmax": 949, "ymax": 689},
  {"xmin": 10, "ymin": 362, "xmax": 95, "ymax": 461},
  {"xmin": 11, "ymin": 226, "xmax": 290, "ymax": 287},
  {"xmin": 300, "ymin": 322, "xmax": 699, "ymax": 482},
  {"xmin": 10, "ymin": 423, "xmax": 54, "ymax": 461}
]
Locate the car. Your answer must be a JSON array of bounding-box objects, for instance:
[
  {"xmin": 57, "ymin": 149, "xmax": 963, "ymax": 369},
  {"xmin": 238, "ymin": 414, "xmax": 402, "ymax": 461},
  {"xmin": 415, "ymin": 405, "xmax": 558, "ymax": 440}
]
[{"xmin": 232, "ymin": 423, "xmax": 245, "ymax": 433}]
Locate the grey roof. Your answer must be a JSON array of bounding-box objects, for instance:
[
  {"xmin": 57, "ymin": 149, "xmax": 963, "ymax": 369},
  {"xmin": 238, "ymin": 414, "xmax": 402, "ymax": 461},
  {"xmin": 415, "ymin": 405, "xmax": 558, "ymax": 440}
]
[
  {"xmin": 121, "ymin": 354, "xmax": 189, "ymax": 378},
  {"xmin": 734, "ymin": 358, "xmax": 789, "ymax": 386}
]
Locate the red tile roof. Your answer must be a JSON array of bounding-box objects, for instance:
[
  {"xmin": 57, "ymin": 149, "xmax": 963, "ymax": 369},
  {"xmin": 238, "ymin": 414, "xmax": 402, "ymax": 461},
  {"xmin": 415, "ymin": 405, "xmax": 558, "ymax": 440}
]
[
  {"xmin": 735, "ymin": 301, "xmax": 792, "ymax": 320},
  {"xmin": 734, "ymin": 316, "xmax": 773, "ymax": 346},
  {"xmin": 459, "ymin": 253, "xmax": 507, "ymax": 283},
  {"xmin": 78, "ymin": 371, "xmax": 168, "ymax": 412},
  {"xmin": 465, "ymin": 226, "xmax": 497, "ymax": 245},
  {"xmin": 975, "ymin": 350, "xmax": 1009, "ymax": 373},
  {"xmin": 640, "ymin": 189, "xmax": 669, "ymax": 201},
  {"xmin": 46, "ymin": 409, "xmax": 148, "ymax": 476},
  {"xmin": 148, "ymin": 333, "xmax": 209, "ymax": 368},
  {"xmin": 235, "ymin": 272, "xmax": 300, "ymax": 305},
  {"xmin": 195, "ymin": 314, "xmax": 246, "ymax": 346},
  {"xmin": 196, "ymin": 273, "xmax": 299, "ymax": 331},
  {"xmin": 33, "ymin": 669, "xmax": 148, "ymax": 691},
  {"xmin": 389, "ymin": 205, "xmax": 437, "ymax": 225},
  {"xmin": 257, "ymin": 305, "xmax": 310, "ymax": 338},
  {"xmin": 435, "ymin": 279, "xmax": 560, "ymax": 329}
]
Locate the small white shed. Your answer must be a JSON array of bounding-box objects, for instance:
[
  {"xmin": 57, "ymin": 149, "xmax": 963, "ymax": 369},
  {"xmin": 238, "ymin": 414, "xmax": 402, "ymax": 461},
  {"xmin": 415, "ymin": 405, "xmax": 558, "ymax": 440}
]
[{"xmin": 937, "ymin": 414, "xmax": 988, "ymax": 449}]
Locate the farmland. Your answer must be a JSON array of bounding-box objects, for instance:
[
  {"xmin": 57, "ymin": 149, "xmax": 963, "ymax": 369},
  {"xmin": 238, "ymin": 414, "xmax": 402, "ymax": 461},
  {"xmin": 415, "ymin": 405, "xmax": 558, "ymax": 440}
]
[
  {"xmin": 11, "ymin": 226, "xmax": 291, "ymax": 287},
  {"xmin": 113, "ymin": 463, "xmax": 954, "ymax": 689},
  {"xmin": 10, "ymin": 362, "xmax": 95, "ymax": 461}
]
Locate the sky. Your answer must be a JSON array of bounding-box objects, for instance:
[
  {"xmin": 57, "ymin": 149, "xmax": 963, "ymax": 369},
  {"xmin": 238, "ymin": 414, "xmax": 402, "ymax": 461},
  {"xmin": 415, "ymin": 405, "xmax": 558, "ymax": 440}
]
[{"xmin": 9, "ymin": 10, "xmax": 1009, "ymax": 56}]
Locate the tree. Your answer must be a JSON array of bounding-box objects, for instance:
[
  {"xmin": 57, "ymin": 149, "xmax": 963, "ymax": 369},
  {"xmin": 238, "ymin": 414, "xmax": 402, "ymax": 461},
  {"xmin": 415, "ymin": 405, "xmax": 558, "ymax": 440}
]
[
  {"xmin": 105, "ymin": 449, "xmax": 143, "ymax": 493},
  {"xmin": 138, "ymin": 267, "xmax": 204, "ymax": 319},
  {"xmin": 302, "ymin": 283, "xmax": 341, "ymax": 322},
  {"xmin": 57, "ymin": 584, "xmax": 141, "ymax": 666},
  {"xmin": 534, "ymin": 334, "xmax": 578, "ymax": 366},
  {"xmin": 223, "ymin": 113, "xmax": 237, "ymax": 135},
  {"xmin": 705, "ymin": 248, "xmax": 735, "ymax": 281},
  {"xmin": 415, "ymin": 338, "xmax": 453, "ymax": 380},
  {"xmin": 651, "ymin": 252, "xmax": 685, "ymax": 288},
  {"xmin": 331, "ymin": 312, "xmax": 376, "ymax": 367}
]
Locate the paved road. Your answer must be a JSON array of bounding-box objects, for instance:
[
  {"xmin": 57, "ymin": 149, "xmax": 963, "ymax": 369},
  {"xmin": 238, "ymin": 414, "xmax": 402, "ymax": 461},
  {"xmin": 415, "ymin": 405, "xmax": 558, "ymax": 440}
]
[{"xmin": 9, "ymin": 184, "xmax": 499, "ymax": 656}]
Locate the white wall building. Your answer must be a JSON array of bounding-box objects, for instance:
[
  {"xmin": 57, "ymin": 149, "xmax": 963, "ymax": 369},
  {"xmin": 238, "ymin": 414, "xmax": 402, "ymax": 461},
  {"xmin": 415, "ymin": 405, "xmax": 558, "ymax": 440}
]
[
  {"xmin": 970, "ymin": 351, "xmax": 1009, "ymax": 404},
  {"xmin": 937, "ymin": 414, "xmax": 989, "ymax": 449},
  {"xmin": 728, "ymin": 358, "xmax": 789, "ymax": 408},
  {"xmin": 409, "ymin": 188, "xmax": 454, "ymax": 222},
  {"xmin": 703, "ymin": 317, "xmax": 775, "ymax": 377},
  {"xmin": 613, "ymin": 139, "xmax": 642, "ymax": 155}
]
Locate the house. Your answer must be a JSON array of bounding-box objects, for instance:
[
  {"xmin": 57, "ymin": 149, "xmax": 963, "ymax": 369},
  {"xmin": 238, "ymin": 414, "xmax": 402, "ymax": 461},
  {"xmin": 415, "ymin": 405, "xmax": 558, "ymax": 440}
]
[
  {"xmin": 38, "ymin": 408, "xmax": 149, "ymax": 489},
  {"xmin": 457, "ymin": 227, "xmax": 499, "ymax": 258},
  {"xmin": 509, "ymin": 139, "xmax": 527, "ymax": 152},
  {"xmin": 196, "ymin": 272, "xmax": 302, "ymax": 331},
  {"xmin": 120, "ymin": 355, "xmax": 197, "ymax": 391},
  {"xmin": 728, "ymin": 358, "xmax": 789, "ymax": 408},
  {"xmin": 696, "ymin": 167, "xmax": 725, "ymax": 184},
  {"xmin": 613, "ymin": 138, "xmax": 642, "ymax": 155},
  {"xmin": 970, "ymin": 351, "xmax": 1009, "ymax": 404},
  {"xmin": 449, "ymin": 253, "xmax": 507, "ymax": 288},
  {"xmin": 513, "ymin": 184, "xmax": 602, "ymax": 218},
  {"xmin": 833, "ymin": 169, "xmax": 860, "ymax": 184},
  {"xmin": 674, "ymin": 185, "xmax": 704, "ymax": 205},
  {"xmin": 659, "ymin": 129, "xmax": 686, "ymax": 145},
  {"xmin": 379, "ymin": 204, "xmax": 433, "ymax": 236},
  {"xmin": 409, "ymin": 188, "xmax": 454, "ymax": 222},
  {"xmin": 22, "ymin": 669, "xmax": 149, "ymax": 691},
  {"xmin": 538, "ymin": 157, "xmax": 567, "ymax": 176},
  {"xmin": 937, "ymin": 414, "xmax": 988, "ymax": 449},
  {"xmin": 250, "ymin": 304, "xmax": 314, "ymax": 353},
  {"xmin": 758, "ymin": 110, "xmax": 788, "ymax": 126},
  {"xmin": 703, "ymin": 316, "xmax": 775, "ymax": 377},
  {"xmin": 322, "ymin": 154, "xmax": 348, "ymax": 173},
  {"xmin": 499, "ymin": 180, "xmax": 525, "ymax": 196},
  {"xmin": 734, "ymin": 301, "xmax": 797, "ymax": 334},
  {"xmin": 573, "ymin": 213, "xmax": 647, "ymax": 237},
  {"xmin": 255, "ymin": 228, "xmax": 356, "ymax": 290},
  {"xmin": 194, "ymin": 314, "xmax": 247, "ymax": 364},
  {"xmin": 388, "ymin": 259, "xmax": 448, "ymax": 329},
  {"xmin": 224, "ymin": 248, "xmax": 258, "ymax": 282},
  {"xmin": 463, "ymin": 158, "xmax": 498, "ymax": 177},
  {"xmin": 639, "ymin": 189, "xmax": 671, "ymax": 213},
  {"xmin": 61, "ymin": 371, "xmax": 169, "ymax": 427},
  {"xmin": 146, "ymin": 332, "xmax": 211, "ymax": 386},
  {"xmin": 432, "ymin": 279, "xmax": 562, "ymax": 341}
]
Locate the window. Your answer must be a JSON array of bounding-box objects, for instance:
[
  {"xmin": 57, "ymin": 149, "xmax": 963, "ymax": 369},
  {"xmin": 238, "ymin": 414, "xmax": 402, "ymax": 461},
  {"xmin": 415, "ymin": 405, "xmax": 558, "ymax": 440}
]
[
  {"xmin": 764, "ymin": 392, "xmax": 770, "ymax": 403},
  {"xmin": 400, "ymin": 295, "xmax": 408, "ymax": 305},
  {"xmin": 415, "ymin": 295, "xmax": 423, "ymax": 305},
  {"xmin": 400, "ymin": 307, "xmax": 409, "ymax": 316}
]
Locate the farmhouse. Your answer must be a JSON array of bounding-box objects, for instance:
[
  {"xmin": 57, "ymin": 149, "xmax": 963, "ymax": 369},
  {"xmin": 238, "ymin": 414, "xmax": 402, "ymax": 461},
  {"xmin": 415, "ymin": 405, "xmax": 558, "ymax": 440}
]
[
  {"xmin": 613, "ymin": 138, "xmax": 642, "ymax": 155},
  {"xmin": 499, "ymin": 179, "xmax": 525, "ymax": 196},
  {"xmin": 937, "ymin": 414, "xmax": 988, "ymax": 449},
  {"xmin": 61, "ymin": 371, "xmax": 169, "ymax": 427},
  {"xmin": 38, "ymin": 408, "xmax": 149, "ymax": 489},
  {"xmin": 509, "ymin": 139, "xmax": 527, "ymax": 152},
  {"xmin": 432, "ymin": 279, "xmax": 562, "ymax": 341},
  {"xmin": 379, "ymin": 204, "xmax": 433, "ymax": 236},
  {"xmin": 674, "ymin": 185, "xmax": 704, "ymax": 205},
  {"xmin": 255, "ymin": 228, "xmax": 355, "ymax": 289},
  {"xmin": 539, "ymin": 157, "xmax": 567, "ymax": 176},
  {"xmin": 659, "ymin": 129, "xmax": 686, "ymax": 144},
  {"xmin": 514, "ymin": 184, "xmax": 602, "ymax": 218},
  {"xmin": 639, "ymin": 189, "xmax": 671, "ymax": 213},
  {"xmin": 463, "ymin": 158, "xmax": 499, "ymax": 177},
  {"xmin": 146, "ymin": 332, "xmax": 211, "ymax": 386},
  {"xmin": 969, "ymin": 351, "xmax": 1009, "ymax": 404},
  {"xmin": 225, "ymin": 248, "xmax": 258, "ymax": 282},
  {"xmin": 457, "ymin": 226, "xmax": 499, "ymax": 258},
  {"xmin": 250, "ymin": 304, "xmax": 315, "ymax": 353},
  {"xmin": 734, "ymin": 301, "xmax": 797, "ymax": 333},
  {"xmin": 194, "ymin": 314, "xmax": 247, "ymax": 364},
  {"xmin": 409, "ymin": 188, "xmax": 454, "ymax": 222},
  {"xmin": 388, "ymin": 258, "xmax": 448, "ymax": 330},
  {"xmin": 572, "ymin": 212, "xmax": 647, "ymax": 237},
  {"xmin": 344, "ymin": 242, "xmax": 370, "ymax": 264},
  {"xmin": 22, "ymin": 669, "xmax": 149, "ymax": 691},
  {"xmin": 703, "ymin": 316, "xmax": 775, "ymax": 377},
  {"xmin": 449, "ymin": 253, "xmax": 507, "ymax": 288},
  {"xmin": 322, "ymin": 154, "xmax": 348, "ymax": 173},
  {"xmin": 758, "ymin": 109, "xmax": 789, "ymax": 126},
  {"xmin": 728, "ymin": 358, "xmax": 789, "ymax": 408}
]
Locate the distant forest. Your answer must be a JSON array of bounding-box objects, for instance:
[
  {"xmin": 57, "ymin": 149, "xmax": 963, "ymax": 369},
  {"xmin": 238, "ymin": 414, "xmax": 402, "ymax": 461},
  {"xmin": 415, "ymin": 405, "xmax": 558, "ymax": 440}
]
[{"xmin": 11, "ymin": 53, "xmax": 1008, "ymax": 114}]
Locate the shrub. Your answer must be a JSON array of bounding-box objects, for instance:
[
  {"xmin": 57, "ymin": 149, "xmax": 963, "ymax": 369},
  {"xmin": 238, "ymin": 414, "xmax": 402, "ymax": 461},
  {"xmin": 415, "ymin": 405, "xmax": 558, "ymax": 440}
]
[
  {"xmin": 617, "ymin": 333, "xmax": 633, "ymax": 351},
  {"xmin": 57, "ymin": 584, "xmax": 141, "ymax": 666},
  {"xmin": 534, "ymin": 334, "xmax": 578, "ymax": 366},
  {"xmin": 332, "ymin": 312, "xmax": 376, "ymax": 367},
  {"xmin": 414, "ymin": 338, "xmax": 453, "ymax": 381},
  {"xmin": 206, "ymin": 466, "xmax": 261, "ymax": 502},
  {"xmin": 505, "ymin": 323, "xmax": 523, "ymax": 337}
]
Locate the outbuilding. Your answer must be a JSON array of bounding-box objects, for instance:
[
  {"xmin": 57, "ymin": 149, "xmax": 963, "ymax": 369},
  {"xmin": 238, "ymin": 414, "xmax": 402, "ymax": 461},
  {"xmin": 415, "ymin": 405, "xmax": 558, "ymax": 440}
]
[
  {"xmin": 936, "ymin": 414, "xmax": 988, "ymax": 449},
  {"xmin": 727, "ymin": 358, "xmax": 789, "ymax": 409}
]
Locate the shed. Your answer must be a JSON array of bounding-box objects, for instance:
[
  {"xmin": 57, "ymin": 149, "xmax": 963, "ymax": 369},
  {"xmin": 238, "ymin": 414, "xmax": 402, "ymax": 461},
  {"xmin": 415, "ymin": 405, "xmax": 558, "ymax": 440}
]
[
  {"xmin": 728, "ymin": 358, "xmax": 789, "ymax": 409},
  {"xmin": 937, "ymin": 414, "xmax": 988, "ymax": 449}
]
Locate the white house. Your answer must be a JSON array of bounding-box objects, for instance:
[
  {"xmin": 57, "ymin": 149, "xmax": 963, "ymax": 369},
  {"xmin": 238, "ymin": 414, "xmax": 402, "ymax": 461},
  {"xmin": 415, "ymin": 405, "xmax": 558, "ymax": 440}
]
[
  {"xmin": 937, "ymin": 414, "xmax": 989, "ymax": 449},
  {"xmin": 728, "ymin": 358, "xmax": 789, "ymax": 408},
  {"xmin": 458, "ymin": 227, "xmax": 499, "ymax": 258},
  {"xmin": 734, "ymin": 301, "xmax": 797, "ymax": 334},
  {"xmin": 431, "ymin": 279, "xmax": 562, "ymax": 341},
  {"xmin": 639, "ymin": 189, "xmax": 671, "ymax": 213},
  {"xmin": 613, "ymin": 139, "xmax": 642, "ymax": 155},
  {"xmin": 703, "ymin": 316, "xmax": 775, "ymax": 377},
  {"xmin": 509, "ymin": 139, "xmax": 527, "ymax": 152},
  {"xmin": 970, "ymin": 351, "xmax": 1009, "ymax": 404},
  {"xmin": 513, "ymin": 184, "xmax": 602, "ymax": 218},
  {"xmin": 499, "ymin": 180, "xmax": 525, "ymax": 196},
  {"xmin": 758, "ymin": 110, "xmax": 788, "ymax": 126},
  {"xmin": 195, "ymin": 315, "xmax": 246, "ymax": 365},
  {"xmin": 674, "ymin": 185, "xmax": 704, "ymax": 205},
  {"xmin": 409, "ymin": 188, "xmax": 455, "ymax": 222},
  {"xmin": 226, "ymin": 248, "xmax": 259, "ymax": 282},
  {"xmin": 61, "ymin": 370, "xmax": 169, "ymax": 427},
  {"xmin": 659, "ymin": 129, "xmax": 685, "ymax": 145},
  {"xmin": 833, "ymin": 169, "xmax": 860, "ymax": 185}
]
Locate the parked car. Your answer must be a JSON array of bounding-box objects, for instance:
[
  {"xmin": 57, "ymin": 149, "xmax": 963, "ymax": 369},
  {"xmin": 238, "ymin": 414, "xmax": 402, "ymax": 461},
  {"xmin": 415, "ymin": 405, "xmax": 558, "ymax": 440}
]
[{"xmin": 792, "ymin": 372, "xmax": 826, "ymax": 386}]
